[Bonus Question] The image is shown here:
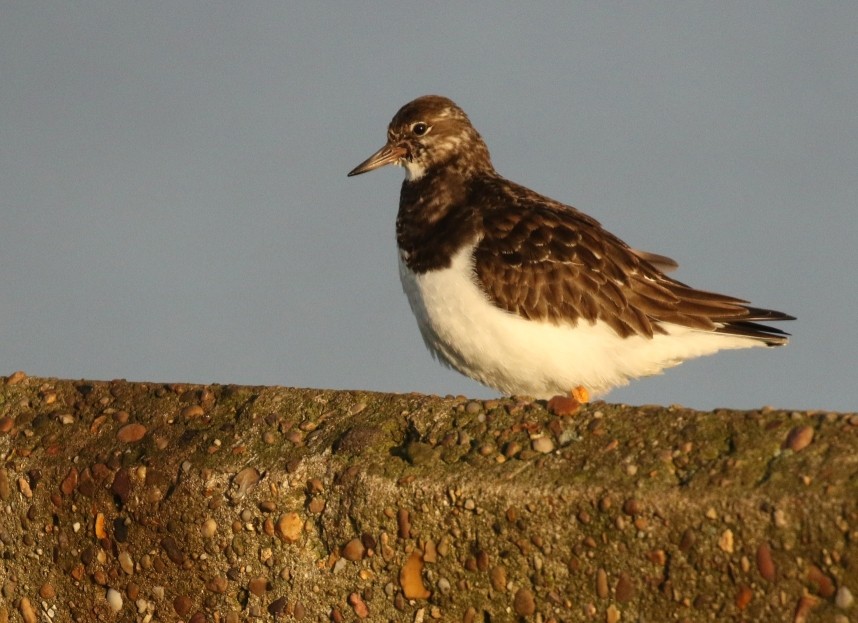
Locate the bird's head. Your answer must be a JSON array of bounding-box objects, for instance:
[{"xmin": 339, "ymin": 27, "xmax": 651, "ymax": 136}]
[{"xmin": 348, "ymin": 95, "xmax": 492, "ymax": 182}]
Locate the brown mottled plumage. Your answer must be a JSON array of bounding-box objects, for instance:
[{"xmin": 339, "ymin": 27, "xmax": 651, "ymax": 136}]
[{"xmin": 348, "ymin": 95, "xmax": 793, "ymax": 398}]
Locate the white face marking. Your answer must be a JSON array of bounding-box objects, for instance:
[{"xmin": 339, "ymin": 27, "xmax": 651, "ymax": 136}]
[{"xmin": 403, "ymin": 159, "xmax": 426, "ymax": 181}]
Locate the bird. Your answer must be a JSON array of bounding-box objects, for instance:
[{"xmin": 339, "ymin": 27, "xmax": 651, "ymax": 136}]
[{"xmin": 347, "ymin": 95, "xmax": 793, "ymax": 404}]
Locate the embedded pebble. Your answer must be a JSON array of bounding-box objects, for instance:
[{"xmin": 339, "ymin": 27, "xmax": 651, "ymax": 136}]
[
  {"xmin": 206, "ymin": 576, "xmax": 228, "ymax": 593},
  {"xmin": 105, "ymin": 588, "xmax": 123, "ymax": 613},
  {"xmin": 736, "ymin": 584, "xmax": 753, "ymax": 610},
  {"xmin": 532, "ymin": 435, "xmax": 554, "ymax": 453},
  {"xmin": 718, "ymin": 529, "xmax": 734, "ymax": 553},
  {"xmin": 173, "ymin": 595, "xmax": 193, "ymax": 616},
  {"xmin": 400, "ymin": 551, "xmax": 430, "ymax": 599},
  {"xmin": 490, "ymin": 565, "xmax": 507, "ymax": 592},
  {"xmin": 547, "ymin": 394, "xmax": 581, "ymax": 416},
  {"xmin": 7, "ymin": 370, "xmax": 27, "ymax": 384},
  {"xmin": 201, "ymin": 518, "xmax": 218, "ymax": 538},
  {"xmin": 808, "ymin": 565, "xmax": 835, "ymax": 598},
  {"xmin": 248, "ymin": 577, "xmax": 268, "ymax": 597},
  {"xmin": 785, "ymin": 426, "xmax": 814, "ymax": 452},
  {"xmin": 397, "ymin": 508, "xmax": 411, "ymax": 539},
  {"xmin": 606, "ymin": 604, "xmax": 621, "ymax": 623},
  {"xmin": 18, "ymin": 477, "xmax": 32, "ymax": 498},
  {"xmin": 160, "ymin": 536, "xmax": 184, "ymax": 564},
  {"xmin": 836, "ymin": 586, "xmax": 854, "ymax": 609},
  {"xmin": 233, "ymin": 467, "xmax": 260, "ymax": 497},
  {"xmin": 342, "ymin": 538, "xmax": 365, "ymax": 561},
  {"xmin": 276, "ymin": 512, "xmax": 303, "ymax": 543},
  {"xmin": 596, "ymin": 568, "xmax": 609, "ymax": 598},
  {"xmin": 423, "ymin": 539, "xmax": 437, "ymax": 563},
  {"xmin": 19, "ymin": 597, "xmax": 36, "ymax": 623},
  {"xmin": 622, "ymin": 498, "xmax": 641, "ymax": 516},
  {"xmin": 348, "ymin": 592, "xmax": 369, "ymax": 619},
  {"xmin": 181, "ymin": 405, "xmax": 205, "ymax": 419},
  {"xmin": 116, "ymin": 423, "xmax": 147, "ymax": 443},
  {"xmin": 60, "ymin": 467, "xmax": 79, "ymax": 496},
  {"xmin": 757, "ymin": 542, "xmax": 776, "ymax": 581},
  {"xmin": 118, "ymin": 551, "xmax": 134, "ymax": 574},
  {"xmin": 615, "ymin": 573, "xmax": 634, "ymax": 602},
  {"xmin": 465, "ymin": 401, "xmax": 482, "ymax": 414},
  {"xmin": 513, "ymin": 588, "xmax": 536, "ymax": 615}
]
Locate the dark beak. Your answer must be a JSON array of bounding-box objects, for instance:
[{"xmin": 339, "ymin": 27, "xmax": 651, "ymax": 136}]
[{"xmin": 347, "ymin": 143, "xmax": 408, "ymax": 177}]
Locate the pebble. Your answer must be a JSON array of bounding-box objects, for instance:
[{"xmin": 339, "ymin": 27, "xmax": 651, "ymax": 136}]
[
  {"xmin": 60, "ymin": 467, "xmax": 79, "ymax": 496},
  {"xmin": 18, "ymin": 477, "xmax": 32, "ymax": 498},
  {"xmin": 465, "ymin": 401, "xmax": 482, "ymax": 414},
  {"xmin": 784, "ymin": 426, "xmax": 814, "ymax": 452},
  {"xmin": 105, "ymin": 588, "xmax": 123, "ymax": 613},
  {"xmin": 397, "ymin": 508, "xmax": 411, "ymax": 539},
  {"xmin": 348, "ymin": 592, "xmax": 369, "ymax": 619},
  {"xmin": 201, "ymin": 518, "xmax": 217, "ymax": 538},
  {"xmin": 248, "ymin": 577, "xmax": 268, "ymax": 597},
  {"xmin": 836, "ymin": 586, "xmax": 854, "ymax": 609},
  {"xmin": 400, "ymin": 551, "xmax": 430, "ymax": 599},
  {"xmin": 490, "ymin": 565, "xmax": 507, "ymax": 592},
  {"xmin": 615, "ymin": 573, "xmax": 633, "ymax": 602},
  {"xmin": 718, "ymin": 529, "xmax": 734, "ymax": 553},
  {"xmin": 513, "ymin": 588, "xmax": 536, "ymax": 615},
  {"xmin": 596, "ymin": 568, "xmax": 609, "ymax": 598},
  {"xmin": 116, "ymin": 423, "xmax": 147, "ymax": 443},
  {"xmin": 267, "ymin": 597, "xmax": 287, "ymax": 616},
  {"xmin": 276, "ymin": 512, "xmax": 303, "ymax": 543},
  {"xmin": 39, "ymin": 583, "xmax": 55, "ymax": 599},
  {"xmin": 606, "ymin": 604, "xmax": 621, "ymax": 623},
  {"xmin": 808, "ymin": 565, "xmax": 835, "ymax": 598},
  {"xmin": 622, "ymin": 498, "xmax": 641, "ymax": 516},
  {"xmin": 173, "ymin": 595, "xmax": 193, "ymax": 617},
  {"xmin": 736, "ymin": 584, "xmax": 753, "ymax": 610},
  {"xmin": 532, "ymin": 436, "xmax": 554, "ymax": 454},
  {"xmin": 19, "ymin": 597, "xmax": 36, "ymax": 623},
  {"xmin": 233, "ymin": 467, "xmax": 260, "ymax": 497},
  {"xmin": 95, "ymin": 513, "xmax": 107, "ymax": 539},
  {"xmin": 7, "ymin": 370, "xmax": 27, "ymax": 384},
  {"xmin": 118, "ymin": 551, "xmax": 134, "ymax": 574},
  {"xmin": 342, "ymin": 538, "xmax": 365, "ymax": 561},
  {"xmin": 423, "ymin": 539, "xmax": 437, "ymax": 563},
  {"xmin": 181, "ymin": 405, "xmax": 205, "ymax": 419},
  {"xmin": 757, "ymin": 542, "xmax": 776, "ymax": 582},
  {"xmin": 547, "ymin": 394, "xmax": 581, "ymax": 416},
  {"xmin": 160, "ymin": 536, "xmax": 184, "ymax": 564}
]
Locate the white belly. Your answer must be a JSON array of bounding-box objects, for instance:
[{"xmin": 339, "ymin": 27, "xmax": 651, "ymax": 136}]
[{"xmin": 398, "ymin": 243, "xmax": 762, "ymax": 398}]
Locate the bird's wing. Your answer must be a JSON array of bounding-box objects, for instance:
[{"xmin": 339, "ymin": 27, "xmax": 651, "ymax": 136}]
[{"xmin": 471, "ymin": 181, "xmax": 791, "ymax": 342}]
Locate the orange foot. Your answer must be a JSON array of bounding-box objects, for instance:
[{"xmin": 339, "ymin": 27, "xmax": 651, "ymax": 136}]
[{"xmin": 547, "ymin": 385, "xmax": 590, "ymax": 416}]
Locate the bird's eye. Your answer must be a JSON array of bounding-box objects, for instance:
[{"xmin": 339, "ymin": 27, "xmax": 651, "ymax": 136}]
[{"xmin": 411, "ymin": 122, "xmax": 429, "ymax": 136}]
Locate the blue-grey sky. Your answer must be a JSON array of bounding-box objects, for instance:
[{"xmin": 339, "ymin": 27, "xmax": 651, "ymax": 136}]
[{"xmin": 2, "ymin": 3, "xmax": 855, "ymax": 411}]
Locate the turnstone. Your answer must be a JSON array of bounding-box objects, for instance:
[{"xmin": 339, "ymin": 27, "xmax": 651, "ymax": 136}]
[{"xmin": 348, "ymin": 95, "xmax": 793, "ymax": 401}]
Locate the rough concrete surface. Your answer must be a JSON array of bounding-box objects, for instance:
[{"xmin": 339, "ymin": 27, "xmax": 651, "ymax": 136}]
[{"xmin": 0, "ymin": 372, "xmax": 856, "ymax": 622}]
